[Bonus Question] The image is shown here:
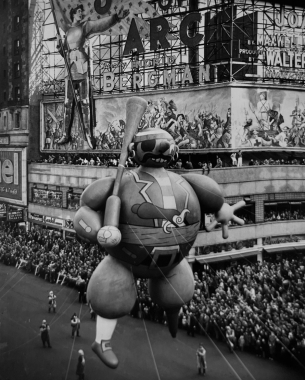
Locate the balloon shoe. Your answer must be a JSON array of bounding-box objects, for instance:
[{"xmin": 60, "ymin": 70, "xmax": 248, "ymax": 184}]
[
  {"xmin": 165, "ymin": 308, "xmax": 180, "ymax": 338},
  {"xmin": 92, "ymin": 340, "xmax": 119, "ymax": 369}
]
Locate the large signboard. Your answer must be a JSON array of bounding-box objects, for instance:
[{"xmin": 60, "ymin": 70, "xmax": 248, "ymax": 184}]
[
  {"xmin": 42, "ymin": 85, "xmax": 305, "ymax": 152},
  {"xmin": 234, "ymin": 87, "xmax": 305, "ymax": 149},
  {"xmin": 42, "ymin": 87, "xmax": 231, "ymax": 151},
  {"xmin": 0, "ymin": 149, "xmax": 26, "ymax": 206}
]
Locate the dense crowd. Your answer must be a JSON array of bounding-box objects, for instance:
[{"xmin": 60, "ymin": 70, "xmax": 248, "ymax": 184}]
[
  {"xmin": 264, "ymin": 209, "xmax": 305, "ymax": 222},
  {"xmin": 0, "ymin": 222, "xmax": 105, "ymax": 287},
  {"xmin": 137, "ymin": 259, "xmax": 305, "ymax": 365},
  {"xmin": 31, "ymin": 153, "xmax": 305, "ymax": 172},
  {"xmin": 0, "ymin": 221, "xmax": 304, "ymax": 367}
]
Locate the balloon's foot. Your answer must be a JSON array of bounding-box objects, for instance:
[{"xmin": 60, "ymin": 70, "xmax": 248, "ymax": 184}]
[
  {"xmin": 92, "ymin": 340, "xmax": 119, "ymax": 369},
  {"xmin": 165, "ymin": 308, "xmax": 180, "ymax": 339}
]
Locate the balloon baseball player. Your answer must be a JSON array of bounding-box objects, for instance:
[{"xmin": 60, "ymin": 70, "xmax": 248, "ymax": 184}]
[{"xmin": 74, "ymin": 97, "xmax": 245, "ymax": 368}]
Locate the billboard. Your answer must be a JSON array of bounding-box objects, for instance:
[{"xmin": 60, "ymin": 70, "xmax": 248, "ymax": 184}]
[
  {"xmin": 7, "ymin": 209, "xmax": 24, "ymax": 222},
  {"xmin": 234, "ymin": 87, "xmax": 305, "ymax": 149},
  {"xmin": 32, "ymin": 188, "xmax": 63, "ymax": 208},
  {"xmin": 42, "ymin": 85, "xmax": 305, "ymax": 152},
  {"xmin": 41, "ymin": 87, "xmax": 231, "ymax": 152},
  {"xmin": 0, "ymin": 148, "xmax": 27, "ymax": 206}
]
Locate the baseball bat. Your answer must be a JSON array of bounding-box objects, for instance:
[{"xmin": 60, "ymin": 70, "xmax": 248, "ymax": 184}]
[{"xmin": 103, "ymin": 97, "xmax": 148, "ymax": 227}]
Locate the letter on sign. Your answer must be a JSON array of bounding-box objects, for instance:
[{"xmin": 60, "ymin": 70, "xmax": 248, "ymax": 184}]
[
  {"xmin": 180, "ymin": 13, "xmax": 203, "ymax": 48},
  {"xmin": 150, "ymin": 17, "xmax": 170, "ymax": 51}
]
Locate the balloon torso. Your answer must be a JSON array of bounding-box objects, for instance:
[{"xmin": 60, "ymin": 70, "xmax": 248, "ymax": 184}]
[{"xmin": 106, "ymin": 166, "xmax": 201, "ymax": 277}]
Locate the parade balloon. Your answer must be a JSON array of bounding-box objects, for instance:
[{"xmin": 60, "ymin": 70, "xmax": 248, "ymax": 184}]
[{"xmin": 74, "ymin": 96, "xmax": 245, "ymax": 369}]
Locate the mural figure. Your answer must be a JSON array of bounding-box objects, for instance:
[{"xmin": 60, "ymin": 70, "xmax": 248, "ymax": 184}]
[
  {"xmin": 237, "ymin": 89, "xmax": 305, "ymax": 149},
  {"xmin": 74, "ymin": 97, "xmax": 245, "ymax": 369},
  {"xmin": 256, "ymin": 91, "xmax": 270, "ymax": 124},
  {"xmin": 56, "ymin": 4, "xmax": 129, "ymax": 148}
]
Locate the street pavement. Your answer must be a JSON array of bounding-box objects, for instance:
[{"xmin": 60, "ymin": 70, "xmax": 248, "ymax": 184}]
[{"xmin": 0, "ymin": 265, "xmax": 304, "ymax": 380}]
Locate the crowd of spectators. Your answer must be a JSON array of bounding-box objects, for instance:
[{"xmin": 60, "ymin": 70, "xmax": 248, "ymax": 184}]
[
  {"xmin": 264, "ymin": 209, "xmax": 305, "ymax": 222},
  {"xmin": 248, "ymin": 158, "xmax": 305, "ymax": 166},
  {"xmin": 30, "ymin": 153, "xmax": 305, "ymax": 172},
  {"xmin": 136, "ymin": 258, "xmax": 305, "ymax": 366},
  {"xmin": 0, "ymin": 221, "xmax": 304, "ymax": 367},
  {"xmin": 0, "ymin": 222, "xmax": 105, "ymax": 288}
]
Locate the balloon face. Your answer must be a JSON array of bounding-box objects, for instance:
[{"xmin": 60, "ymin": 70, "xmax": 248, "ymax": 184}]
[
  {"xmin": 133, "ymin": 128, "xmax": 178, "ymax": 168},
  {"xmin": 97, "ymin": 226, "xmax": 122, "ymax": 247}
]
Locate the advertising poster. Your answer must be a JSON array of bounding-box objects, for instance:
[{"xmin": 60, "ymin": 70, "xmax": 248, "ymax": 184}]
[
  {"xmin": 0, "ymin": 149, "xmax": 26, "ymax": 206},
  {"xmin": 234, "ymin": 87, "xmax": 305, "ymax": 149},
  {"xmin": 42, "ymin": 87, "xmax": 232, "ymax": 151}
]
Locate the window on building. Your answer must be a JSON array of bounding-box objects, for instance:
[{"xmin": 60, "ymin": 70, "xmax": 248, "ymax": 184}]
[
  {"xmin": 3, "ymin": 115, "xmax": 7, "ymax": 129},
  {"xmin": 264, "ymin": 200, "xmax": 305, "ymax": 221},
  {"xmin": 3, "ymin": 69, "xmax": 6, "ymax": 78},
  {"xmin": 3, "ymin": 46, "xmax": 6, "ymax": 55},
  {"xmin": 3, "ymin": 23, "xmax": 6, "ymax": 33},
  {"xmin": 14, "ymin": 112, "xmax": 20, "ymax": 129},
  {"xmin": 233, "ymin": 202, "xmax": 255, "ymax": 225},
  {"xmin": 14, "ymin": 16, "xmax": 20, "ymax": 31},
  {"xmin": 14, "ymin": 62, "xmax": 20, "ymax": 78},
  {"xmin": 3, "ymin": 91, "xmax": 6, "ymax": 101},
  {"xmin": 14, "ymin": 39, "xmax": 20, "ymax": 55},
  {"xmin": 15, "ymin": 86, "xmax": 20, "ymax": 101}
]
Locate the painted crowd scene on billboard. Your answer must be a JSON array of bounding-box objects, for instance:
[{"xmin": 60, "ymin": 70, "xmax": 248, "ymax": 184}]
[
  {"xmin": 40, "ymin": 1, "xmax": 305, "ymax": 153},
  {"xmin": 235, "ymin": 88, "xmax": 305, "ymax": 149},
  {"xmin": 42, "ymin": 87, "xmax": 232, "ymax": 151}
]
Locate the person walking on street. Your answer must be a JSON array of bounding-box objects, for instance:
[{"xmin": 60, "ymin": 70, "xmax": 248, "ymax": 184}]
[
  {"xmin": 76, "ymin": 349, "xmax": 85, "ymax": 380},
  {"xmin": 76, "ymin": 316, "xmax": 81, "ymax": 337},
  {"xmin": 196, "ymin": 343, "xmax": 207, "ymax": 376},
  {"xmin": 48, "ymin": 291, "xmax": 56, "ymax": 313},
  {"xmin": 71, "ymin": 313, "xmax": 78, "ymax": 338},
  {"xmin": 40, "ymin": 319, "xmax": 52, "ymax": 348}
]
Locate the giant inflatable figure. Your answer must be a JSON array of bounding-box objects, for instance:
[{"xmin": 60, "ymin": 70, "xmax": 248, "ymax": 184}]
[{"xmin": 74, "ymin": 97, "xmax": 245, "ymax": 369}]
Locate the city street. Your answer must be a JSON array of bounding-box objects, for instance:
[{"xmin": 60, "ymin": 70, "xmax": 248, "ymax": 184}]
[{"xmin": 0, "ymin": 265, "xmax": 304, "ymax": 380}]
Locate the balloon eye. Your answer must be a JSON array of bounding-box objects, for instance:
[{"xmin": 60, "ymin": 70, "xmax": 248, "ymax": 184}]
[{"xmin": 141, "ymin": 139, "xmax": 156, "ymax": 152}]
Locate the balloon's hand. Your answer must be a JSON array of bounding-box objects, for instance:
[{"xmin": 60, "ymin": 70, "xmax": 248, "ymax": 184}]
[
  {"xmin": 97, "ymin": 226, "xmax": 122, "ymax": 247},
  {"xmin": 117, "ymin": 7, "xmax": 129, "ymax": 20},
  {"xmin": 206, "ymin": 201, "xmax": 246, "ymax": 239}
]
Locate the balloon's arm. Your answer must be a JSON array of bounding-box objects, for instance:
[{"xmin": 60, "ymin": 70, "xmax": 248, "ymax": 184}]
[
  {"xmin": 180, "ymin": 173, "xmax": 224, "ymax": 214},
  {"xmin": 80, "ymin": 177, "xmax": 115, "ymax": 211},
  {"xmin": 181, "ymin": 173, "xmax": 245, "ymax": 239}
]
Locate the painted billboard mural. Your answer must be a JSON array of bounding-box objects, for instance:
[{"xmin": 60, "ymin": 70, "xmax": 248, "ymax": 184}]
[
  {"xmin": 42, "ymin": 87, "xmax": 232, "ymax": 151},
  {"xmin": 234, "ymin": 87, "xmax": 305, "ymax": 149}
]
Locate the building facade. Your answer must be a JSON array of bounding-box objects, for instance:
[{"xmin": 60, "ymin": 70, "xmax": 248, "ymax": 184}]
[{"xmin": 3, "ymin": 0, "xmax": 305, "ymax": 266}]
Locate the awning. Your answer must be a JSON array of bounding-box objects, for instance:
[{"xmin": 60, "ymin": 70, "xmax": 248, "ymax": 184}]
[
  {"xmin": 263, "ymin": 242, "xmax": 305, "ymax": 254},
  {"xmin": 195, "ymin": 248, "xmax": 260, "ymax": 264}
]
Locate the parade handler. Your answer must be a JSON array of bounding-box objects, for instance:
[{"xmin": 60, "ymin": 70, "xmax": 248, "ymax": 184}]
[{"xmin": 74, "ymin": 97, "xmax": 245, "ymax": 369}]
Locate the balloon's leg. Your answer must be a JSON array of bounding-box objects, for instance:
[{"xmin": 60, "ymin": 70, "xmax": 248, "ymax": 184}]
[
  {"xmin": 92, "ymin": 316, "xmax": 118, "ymax": 369},
  {"xmin": 148, "ymin": 258, "xmax": 194, "ymax": 339},
  {"xmin": 165, "ymin": 307, "xmax": 180, "ymax": 338}
]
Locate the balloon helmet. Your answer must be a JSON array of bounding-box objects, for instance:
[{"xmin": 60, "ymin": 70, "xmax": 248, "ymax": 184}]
[{"xmin": 129, "ymin": 128, "xmax": 179, "ymax": 168}]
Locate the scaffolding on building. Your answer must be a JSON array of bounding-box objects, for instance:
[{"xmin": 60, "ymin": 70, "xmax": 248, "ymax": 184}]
[{"xmin": 39, "ymin": 0, "xmax": 305, "ymax": 100}]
